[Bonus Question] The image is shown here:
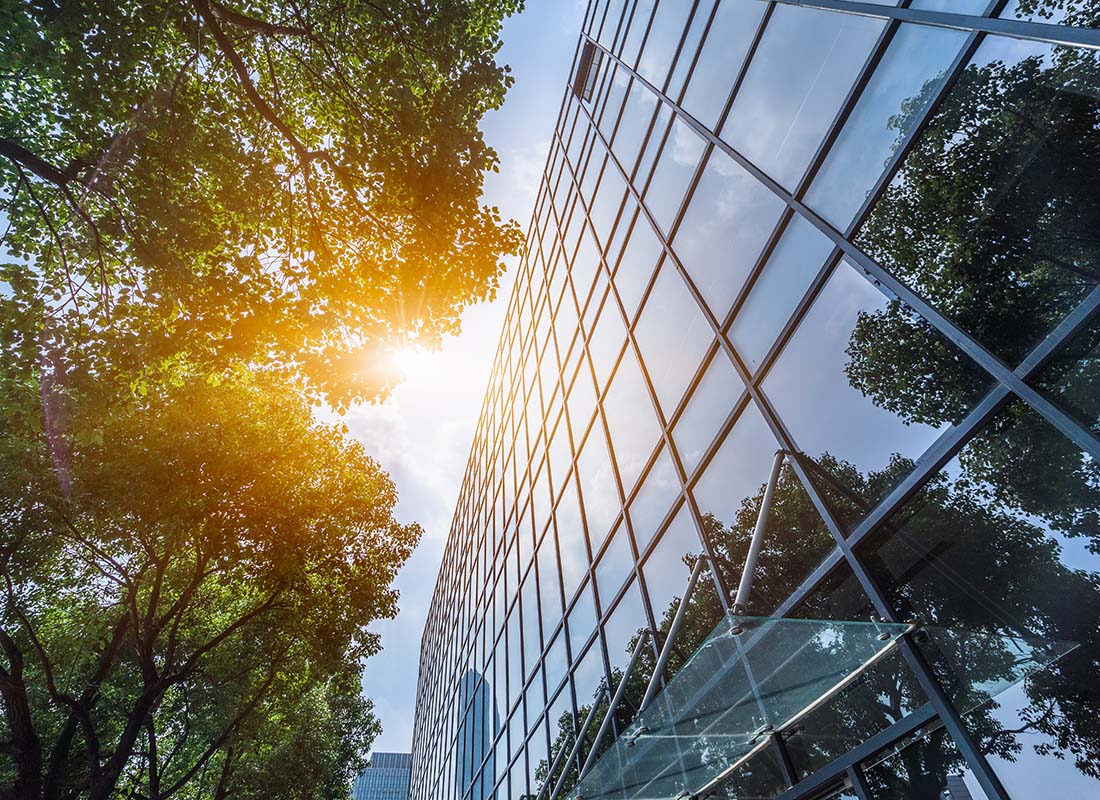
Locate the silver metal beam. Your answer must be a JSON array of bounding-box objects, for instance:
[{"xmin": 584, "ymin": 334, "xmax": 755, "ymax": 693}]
[
  {"xmin": 547, "ymin": 685, "xmax": 609, "ymax": 800},
  {"xmin": 734, "ymin": 450, "xmax": 786, "ymax": 613},
  {"xmin": 640, "ymin": 555, "xmax": 708, "ymax": 712},
  {"xmin": 578, "ymin": 630, "xmax": 651, "ymax": 780}
]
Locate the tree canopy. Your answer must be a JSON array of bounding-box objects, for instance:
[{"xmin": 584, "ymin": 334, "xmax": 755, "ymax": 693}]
[
  {"xmin": 2, "ymin": 0, "xmax": 523, "ymax": 797},
  {"xmin": 1, "ymin": 0, "xmax": 524, "ymax": 407}
]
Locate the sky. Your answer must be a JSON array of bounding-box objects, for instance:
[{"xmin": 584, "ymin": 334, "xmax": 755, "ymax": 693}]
[{"xmin": 349, "ymin": 0, "xmax": 588, "ymax": 756}]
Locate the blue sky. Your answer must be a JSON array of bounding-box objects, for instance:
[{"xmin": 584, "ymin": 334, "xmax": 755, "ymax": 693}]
[{"xmin": 347, "ymin": 0, "xmax": 588, "ymax": 755}]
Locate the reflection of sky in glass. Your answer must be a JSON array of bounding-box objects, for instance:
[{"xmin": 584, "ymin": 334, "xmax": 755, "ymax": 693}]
[
  {"xmin": 806, "ymin": 22, "xmax": 967, "ymax": 230},
  {"xmin": 628, "ymin": 444, "xmax": 680, "ymax": 554},
  {"xmin": 603, "ymin": 346, "xmax": 661, "ymax": 496},
  {"xmin": 673, "ymin": 149, "xmax": 785, "ymax": 320},
  {"xmin": 634, "ymin": 260, "xmax": 713, "ymax": 417},
  {"xmin": 680, "ymin": 1, "xmax": 766, "ymax": 129},
  {"xmin": 673, "ymin": 352, "xmax": 743, "ymax": 477},
  {"xmin": 644, "ymin": 117, "xmax": 706, "ymax": 233},
  {"xmin": 729, "ymin": 214, "xmax": 833, "ymax": 371},
  {"xmin": 596, "ymin": 522, "xmax": 634, "ymax": 607},
  {"xmin": 692, "ymin": 400, "xmax": 778, "ymax": 525},
  {"xmin": 721, "ymin": 6, "xmax": 884, "ymax": 189},
  {"xmin": 763, "ymin": 261, "xmax": 947, "ymax": 477}
]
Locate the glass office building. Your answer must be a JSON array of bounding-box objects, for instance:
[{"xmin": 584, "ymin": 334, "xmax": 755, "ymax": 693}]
[
  {"xmin": 354, "ymin": 752, "xmax": 412, "ymax": 800},
  {"xmin": 410, "ymin": 2, "xmax": 1100, "ymax": 799}
]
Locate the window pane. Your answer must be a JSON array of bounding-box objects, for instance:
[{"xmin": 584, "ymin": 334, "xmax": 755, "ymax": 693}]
[
  {"xmin": 576, "ymin": 423, "xmax": 620, "ymax": 550},
  {"xmin": 859, "ymin": 400, "xmax": 1100, "ymax": 791},
  {"xmin": 672, "ymin": 148, "xmax": 786, "ymax": 320},
  {"xmin": 595, "ymin": 522, "xmax": 634, "ymax": 611},
  {"xmin": 673, "ymin": 352, "xmax": 742, "ymax": 477},
  {"xmin": 728, "ymin": 214, "xmax": 833, "ymax": 372},
  {"xmin": 762, "ymin": 260, "xmax": 991, "ymax": 527},
  {"xmin": 634, "ymin": 259, "xmax": 714, "ymax": 417},
  {"xmin": 635, "ymin": 0, "xmax": 691, "ymax": 90},
  {"xmin": 720, "ymin": 6, "xmax": 885, "ymax": 188},
  {"xmin": 611, "ymin": 205, "xmax": 662, "ymax": 321},
  {"xmin": 1031, "ymin": 313, "xmax": 1100, "ymax": 436},
  {"xmin": 626, "ymin": 445, "xmax": 679, "ymax": 554},
  {"xmin": 856, "ymin": 35, "xmax": 1100, "ymax": 367},
  {"xmin": 805, "ymin": 22, "xmax": 968, "ymax": 230},
  {"xmin": 555, "ymin": 476, "xmax": 589, "ymax": 603},
  {"xmin": 602, "ymin": 346, "xmax": 661, "ymax": 497},
  {"xmin": 680, "ymin": 0, "xmax": 767, "ymax": 129},
  {"xmin": 610, "ymin": 77, "xmax": 659, "ymax": 177},
  {"xmin": 643, "ymin": 116, "xmax": 706, "ymax": 234},
  {"xmin": 603, "ymin": 576, "xmax": 648, "ymax": 675}
]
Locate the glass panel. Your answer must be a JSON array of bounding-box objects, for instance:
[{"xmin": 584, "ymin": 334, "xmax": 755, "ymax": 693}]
[
  {"xmin": 805, "ymin": 22, "xmax": 969, "ymax": 230},
  {"xmin": 863, "ymin": 731, "xmax": 991, "ymax": 800},
  {"xmin": 611, "ymin": 205, "xmax": 663, "ymax": 321},
  {"xmin": 568, "ymin": 580, "xmax": 599, "ymax": 658},
  {"xmin": 587, "ymin": 296, "xmax": 626, "ymax": 393},
  {"xmin": 603, "ymin": 347, "xmax": 661, "ymax": 499},
  {"xmin": 859, "ymin": 399, "xmax": 1100, "ymax": 790},
  {"xmin": 680, "ymin": 0, "xmax": 767, "ymax": 130},
  {"xmin": 643, "ymin": 116, "xmax": 707, "ymax": 234},
  {"xmin": 692, "ymin": 400, "xmax": 837, "ymax": 614},
  {"xmin": 555, "ymin": 476, "xmax": 590, "ymax": 603},
  {"xmin": 628, "ymin": 443, "xmax": 681, "ymax": 554},
  {"xmin": 595, "ymin": 523, "xmax": 635, "ymax": 610},
  {"xmin": 763, "ymin": 259, "xmax": 992, "ymax": 528},
  {"xmin": 672, "ymin": 148, "xmax": 786, "ymax": 321},
  {"xmin": 673, "ymin": 352, "xmax": 742, "ymax": 477},
  {"xmin": 604, "ymin": 576, "xmax": 649, "ymax": 674},
  {"xmin": 570, "ymin": 615, "xmax": 912, "ymax": 800},
  {"xmin": 611, "ymin": 78, "xmax": 660, "ymax": 178},
  {"xmin": 1031, "ymin": 313, "xmax": 1100, "ymax": 436},
  {"xmin": 640, "ymin": 505, "xmax": 718, "ymax": 634},
  {"xmin": 634, "ymin": 259, "xmax": 714, "ymax": 418},
  {"xmin": 572, "ymin": 614, "xmax": 1069, "ymax": 800},
  {"xmin": 635, "ymin": 0, "xmax": 691, "ymax": 90},
  {"xmin": 856, "ymin": 35, "xmax": 1100, "ymax": 367},
  {"xmin": 728, "ymin": 214, "xmax": 833, "ymax": 372},
  {"xmin": 577, "ymin": 418, "xmax": 621, "ymax": 552},
  {"xmin": 720, "ymin": 6, "xmax": 885, "ymax": 189}
]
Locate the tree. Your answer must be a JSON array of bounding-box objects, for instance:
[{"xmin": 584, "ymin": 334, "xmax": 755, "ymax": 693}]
[
  {"xmin": 1, "ymin": 0, "xmax": 524, "ymax": 408},
  {"xmin": 0, "ymin": 369, "xmax": 420, "ymax": 799}
]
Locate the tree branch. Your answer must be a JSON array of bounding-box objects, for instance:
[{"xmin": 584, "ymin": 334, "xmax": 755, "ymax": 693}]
[{"xmin": 209, "ymin": 0, "xmax": 311, "ymax": 37}]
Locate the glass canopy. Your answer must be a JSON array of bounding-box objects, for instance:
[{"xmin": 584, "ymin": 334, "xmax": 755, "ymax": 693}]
[{"xmin": 569, "ymin": 615, "xmax": 1075, "ymax": 800}]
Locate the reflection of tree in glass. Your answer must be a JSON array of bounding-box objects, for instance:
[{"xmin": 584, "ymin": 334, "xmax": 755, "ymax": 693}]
[
  {"xmin": 687, "ymin": 438, "xmax": 1099, "ymax": 793},
  {"xmin": 857, "ymin": 47, "xmax": 1100, "ymax": 367}
]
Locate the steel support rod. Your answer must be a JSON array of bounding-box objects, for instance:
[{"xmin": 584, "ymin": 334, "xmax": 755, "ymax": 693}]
[
  {"xmin": 641, "ymin": 555, "xmax": 708, "ymax": 712},
  {"xmin": 546, "ymin": 685, "xmax": 609, "ymax": 800},
  {"xmin": 578, "ymin": 630, "xmax": 651, "ymax": 780},
  {"xmin": 734, "ymin": 450, "xmax": 786, "ymax": 613}
]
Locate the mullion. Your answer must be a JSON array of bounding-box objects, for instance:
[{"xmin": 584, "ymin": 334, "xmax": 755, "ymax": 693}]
[
  {"xmin": 767, "ymin": 0, "xmax": 1100, "ymax": 50},
  {"xmin": 572, "ymin": 13, "xmax": 1021, "ymax": 798},
  {"xmin": 583, "ymin": 24, "xmax": 1100, "ymax": 464},
  {"xmin": 553, "ymin": 112, "xmax": 733, "ymax": 618}
]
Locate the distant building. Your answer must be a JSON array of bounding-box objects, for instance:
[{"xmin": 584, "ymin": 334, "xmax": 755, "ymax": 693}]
[{"xmin": 353, "ymin": 752, "xmax": 410, "ymax": 800}]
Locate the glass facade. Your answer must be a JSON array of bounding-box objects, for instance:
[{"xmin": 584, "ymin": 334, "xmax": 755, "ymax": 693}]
[
  {"xmin": 355, "ymin": 752, "xmax": 412, "ymax": 800},
  {"xmin": 410, "ymin": 2, "xmax": 1100, "ymax": 800}
]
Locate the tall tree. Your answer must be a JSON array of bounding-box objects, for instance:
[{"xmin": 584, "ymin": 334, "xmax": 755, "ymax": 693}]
[
  {"xmin": 0, "ymin": 370, "xmax": 419, "ymax": 799},
  {"xmin": 1, "ymin": 0, "xmax": 524, "ymax": 408}
]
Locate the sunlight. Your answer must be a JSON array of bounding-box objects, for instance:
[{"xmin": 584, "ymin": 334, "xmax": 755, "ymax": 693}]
[{"xmin": 391, "ymin": 344, "xmax": 436, "ymax": 381}]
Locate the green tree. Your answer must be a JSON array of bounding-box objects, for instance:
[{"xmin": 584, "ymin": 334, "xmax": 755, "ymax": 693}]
[
  {"xmin": 0, "ymin": 370, "xmax": 419, "ymax": 799},
  {"xmin": 1, "ymin": 0, "xmax": 524, "ymax": 408}
]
